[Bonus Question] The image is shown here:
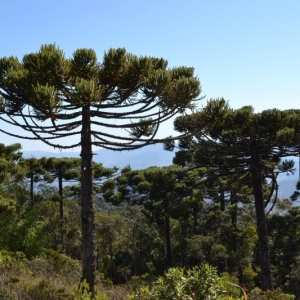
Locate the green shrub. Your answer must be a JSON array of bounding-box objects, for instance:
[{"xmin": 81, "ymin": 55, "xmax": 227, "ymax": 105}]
[
  {"xmin": 248, "ymin": 287, "xmax": 295, "ymax": 300},
  {"xmin": 242, "ymin": 267, "xmax": 257, "ymax": 289},
  {"xmin": 130, "ymin": 264, "xmax": 244, "ymax": 300},
  {"xmin": 221, "ymin": 272, "xmax": 241, "ymax": 297}
]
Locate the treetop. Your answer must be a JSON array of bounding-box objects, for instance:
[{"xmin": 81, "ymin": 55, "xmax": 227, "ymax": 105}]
[{"xmin": 0, "ymin": 44, "xmax": 201, "ymax": 150}]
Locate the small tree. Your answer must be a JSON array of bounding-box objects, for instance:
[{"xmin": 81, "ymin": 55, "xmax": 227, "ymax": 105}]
[{"xmin": 0, "ymin": 44, "xmax": 201, "ymax": 292}]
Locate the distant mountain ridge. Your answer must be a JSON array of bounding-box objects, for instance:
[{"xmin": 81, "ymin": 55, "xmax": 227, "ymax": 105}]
[
  {"xmin": 22, "ymin": 146, "xmax": 300, "ymax": 200},
  {"xmin": 22, "ymin": 144, "xmax": 175, "ymax": 170}
]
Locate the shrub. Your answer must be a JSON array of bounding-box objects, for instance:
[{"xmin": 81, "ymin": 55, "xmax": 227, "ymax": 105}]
[
  {"xmin": 248, "ymin": 287, "xmax": 295, "ymax": 300},
  {"xmin": 130, "ymin": 264, "xmax": 244, "ymax": 300}
]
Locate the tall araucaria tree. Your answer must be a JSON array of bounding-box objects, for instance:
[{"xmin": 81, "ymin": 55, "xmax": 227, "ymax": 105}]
[
  {"xmin": 168, "ymin": 98, "xmax": 300, "ymax": 291},
  {"xmin": 0, "ymin": 44, "xmax": 201, "ymax": 292}
]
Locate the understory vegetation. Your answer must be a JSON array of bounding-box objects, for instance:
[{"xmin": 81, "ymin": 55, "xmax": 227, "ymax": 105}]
[{"xmin": 0, "ymin": 173, "xmax": 299, "ymax": 299}]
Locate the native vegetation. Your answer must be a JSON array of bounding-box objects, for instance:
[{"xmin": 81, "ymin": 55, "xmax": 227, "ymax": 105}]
[{"xmin": 0, "ymin": 45, "xmax": 300, "ymax": 299}]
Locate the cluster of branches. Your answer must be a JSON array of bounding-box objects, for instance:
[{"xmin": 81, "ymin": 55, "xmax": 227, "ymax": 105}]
[{"xmin": 0, "ymin": 45, "xmax": 201, "ymax": 150}]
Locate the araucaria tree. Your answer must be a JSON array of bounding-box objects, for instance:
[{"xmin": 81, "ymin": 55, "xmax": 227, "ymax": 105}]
[
  {"xmin": 0, "ymin": 44, "xmax": 201, "ymax": 292},
  {"xmin": 170, "ymin": 99, "xmax": 300, "ymax": 290}
]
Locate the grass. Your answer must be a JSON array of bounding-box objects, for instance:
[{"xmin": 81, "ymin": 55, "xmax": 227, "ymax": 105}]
[{"xmin": 0, "ymin": 250, "xmax": 130, "ymax": 300}]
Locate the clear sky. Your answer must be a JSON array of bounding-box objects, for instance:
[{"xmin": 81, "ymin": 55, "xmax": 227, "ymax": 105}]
[{"xmin": 1, "ymin": 0, "xmax": 299, "ymax": 152}]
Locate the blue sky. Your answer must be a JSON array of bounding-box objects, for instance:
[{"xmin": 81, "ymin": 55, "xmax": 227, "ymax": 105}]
[{"xmin": 1, "ymin": 0, "xmax": 299, "ymax": 152}]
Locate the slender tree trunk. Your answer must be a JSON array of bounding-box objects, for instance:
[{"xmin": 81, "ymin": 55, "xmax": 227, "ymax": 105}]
[
  {"xmin": 220, "ymin": 190, "xmax": 225, "ymax": 212},
  {"xmin": 230, "ymin": 193, "xmax": 237, "ymax": 253},
  {"xmin": 192, "ymin": 207, "xmax": 198, "ymax": 233},
  {"xmin": 250, "ymin": 141, "xmax": 272, "ymax": 291},
  {"xmin": 58, "ymin": 168, "xmax": 63, "ymax": 218},
  {"xmin": 193, "ymin": 197, "xmax": 202, "ymax": 234},
  {"xmin": 30, "ymin": 171, "xmax": 34, "ymax": 205},
  {"xmin": 58, "ymin": 167, "xmax": 65, "ymax": 251},
  {"xmin": 80, "ymin": 105, "xmax": 96, "ymax": 294},
  {"xmin": 163, "ymin": 198, "xmax": 172, "ymax": 268}
]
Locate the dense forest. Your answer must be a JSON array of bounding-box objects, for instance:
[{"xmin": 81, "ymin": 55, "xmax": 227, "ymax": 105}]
[
  {"xmin": 1, "ymin": 132, "xmax": 300, "ymax": 299},
  {"xmin": 1, "ymin": 45, "xmax": 300, "ymax": 299}
]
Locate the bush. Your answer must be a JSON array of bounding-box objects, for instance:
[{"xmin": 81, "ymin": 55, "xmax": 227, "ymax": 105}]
[
  {"xmin": 248, "ymin": 287, "xmax": 295, "ymax": 300},
  {"xmin": 130, "ymin": 264, "xmax": 244, "ymax": 300}
]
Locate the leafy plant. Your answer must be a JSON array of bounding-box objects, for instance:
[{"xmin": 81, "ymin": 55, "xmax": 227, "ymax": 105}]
[{"xmin": 131, "ymin": 264, "xmax": 244, "ymax": 300}]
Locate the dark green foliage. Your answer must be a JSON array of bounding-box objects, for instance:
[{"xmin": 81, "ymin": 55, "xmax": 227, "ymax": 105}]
[
  {"xmin": 97, "ymin": 206, "xmax": 164, "ymax": 283},
  {"xmin": 267, "ymin": 207, "xmax": 300, "ymax": 296},
  {"xmin": 168, "ymin": 98, "xmax": 300, "ymax": 291},
  {"xmin": 0, "ymin": 195, "xmax": 19, "ymax": 251},
  {"xmin": 0, "ymin": 186, "xmax": 81, "ymax": 258},
  {"xmin": 284, "ymin": 255, "xmax": 300, "ymax": 297}
]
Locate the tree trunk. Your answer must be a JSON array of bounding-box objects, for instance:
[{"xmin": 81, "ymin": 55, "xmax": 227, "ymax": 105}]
[
  {"xmin": 163, "ymin": 198, "xmax": 172, "ymax": 268},
  {"xmin": 30, "ymin": 171, "xmax": 34, "ymax": 205},
  {"xmin": 230, "ymin": 193, "xmax": 237, "ymax": 253},
  {"xmin": 58, "ymin": 167, "xmax": 65, "ymax": 251},
  {"xmin": 220, "ymin": 190, "xmax": 225, "ymax": 212},
  {"xmin": 58, "ymin": 167, "xmax": 63, "ymax": 218},
  {"xmin": 250, "ymin": 141, "xmax": 273, "ymax": 291},
  {"xmin": 80, "ymin": 105, "xmax": 96, "ymax": 294},
  {"xmin": 192, "ymin": 207, "xmax": 198, "ymax": 233}
]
